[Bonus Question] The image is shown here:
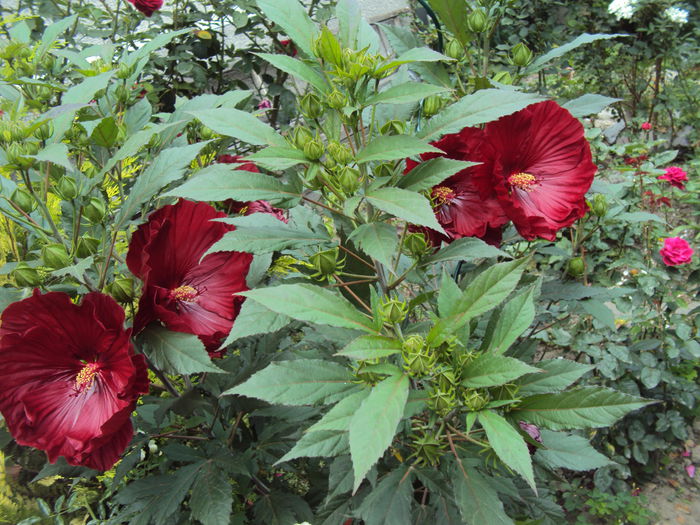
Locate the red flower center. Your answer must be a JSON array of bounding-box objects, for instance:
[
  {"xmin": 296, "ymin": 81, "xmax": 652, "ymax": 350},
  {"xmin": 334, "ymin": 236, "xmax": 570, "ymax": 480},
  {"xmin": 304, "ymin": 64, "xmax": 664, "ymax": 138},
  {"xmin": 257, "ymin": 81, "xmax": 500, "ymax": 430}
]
[
  {"xmin": 431, "ymin": 186, "xmax": 456, "ymax": 206},
  {"xmin": 170, "ymin": 285, "xmax": 199, "ymax": 302},
  {"xmin": 507, "ymin": 172, "xmax": 537, "ymax": 191},
  {"xmin": 75, "ymin": 362, "xmax": 99, "ymax": 392}
]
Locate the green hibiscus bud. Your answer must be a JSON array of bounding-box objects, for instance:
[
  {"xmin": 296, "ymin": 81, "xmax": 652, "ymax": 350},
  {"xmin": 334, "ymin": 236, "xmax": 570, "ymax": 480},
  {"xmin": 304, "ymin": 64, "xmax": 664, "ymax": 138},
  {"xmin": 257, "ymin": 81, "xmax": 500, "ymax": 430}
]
[
  {"xmin": 510, "ymin": 42, "xmax": 533, "ymax": 67},
  {"xmin": 11, "ymin": 188, "xmax": 36, "ymax": 213},
  {"xmin": 199, "ymin": 125, "xmax": 216, "ymax": 141},
  {"xmin": 567, "ymin": 257, "xmax": 585, "ymax": 277},
  {"xmin": 422, "ymin": 95, "xmax": 444, "ymax": 118},
  {"xmin": 310, "ymin": 247, "xmax": 340, "ymax": 276},
  {"xmin": 291, "ymin": 126, "xmax": 314, "ymax": 150},
  {"xmin": 41, "ymin": 243, "xmax": 71, "ymax": 269},
  {"xmin": 337, "ymin": 166, "xmax": 361, "ymax": 194},
  {"xmin": 6, "ymin": 143, "xmax": 35, "ymax": 170},
  {"xmin": 467, "ymin": 8, "xmax": 488, "ymax": 33},
  {"xmin": 110, "ymin": 277, "xmax": 135, "ymax": 303},
  {"xmin": 410, "ymin": 430, "xmax": 444, "ymax": 466},
  {"xmin": 13, "ymin": 263, "xmax": 41, "ymax": 287},
  {"xmin": 33, "ymin": 121, "xmax": 54, "ymax": 141},
  {"xmin": 403, "ymin": 232, "xmax": 430, "ymax": 257},
  {"xmin": 56, "ymin": 176, "xmax": 78, "ymax": 200},
  {"xmin": 402, "ymin": 334, "xmax": 425, "ymax": 355},
  {"xmin": 429, "ymin": 387, "xmax": 455, "ymax": 415},
  {"xmin": 303, "ymin": 138, "xmax": 325, "ymax": 161},
  {"xmin": 591, "ymin": 194, "xmax": 608, "ymax": 217},
  {"xmin": 326, "ymin": 90, "xmax": 347, "ymax": 110},
  {"xmin": 381, "ymin": 297, "xmax": 408, "ymax": 324},
  {"xmin": 380, "ymin": 120, "xmax": 406, "ymax": 136},
  {"xmin": 299, "ymin": 93, "xmax": 324, "ymax": 119},
  {"xmin": 444, "ymin": 38, "xmax": 464, "ymax": 60},
  {"xmin": 327, "ymin": 141, "xmax": 354, "ymax": 165},
  {"xmin": 116, "ymin": 62, "xmax": 135, "ymax": 80},
  {"xmin": 462, "ymin": 390, "xmax": 489, "ymax": 411},
  {"xmin": 76, "ymin": 235, "xmax": 100, "ymax": 258},
  {"xmin": 83, "ymin": 197, "xmax": 107, "ymax": 223}
]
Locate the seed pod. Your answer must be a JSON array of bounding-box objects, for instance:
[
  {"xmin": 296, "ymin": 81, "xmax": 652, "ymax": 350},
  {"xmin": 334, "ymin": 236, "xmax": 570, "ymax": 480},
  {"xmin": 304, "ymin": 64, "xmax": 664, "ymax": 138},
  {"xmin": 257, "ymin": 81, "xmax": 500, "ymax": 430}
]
[
  {"xmin": 56, "ymin": 177, "xmax": 79, "ymax": 200},
  {"xmin": 310, "ymin": 247, "xmax": 340, "ymax": 276},
  {"xmin": 327, "ymin": 141, "xmax": 353, "ymax": 165},
  {"xmin": 41, "ymin": 243, "xmax": 71, "ymax": 269},
  {"xmin": 13, "ymin": 263, "xmax": 41, "ymax": 287},
  {"xmin": 381, "ymin": 297, "xmax": 408, "ymax": 324},
  {"xmin": 76, "ymin": 235, "xmax": 100, "ymax": 258},
  {"xmin": 444, "ymin": 38, "xmax": 464, "ymax": 60},
  {"xmin": 467, "ymin": 8, "xmax": 488, "ymax": 33},
  {"xmin": 591, "ymin": 194, "xmax": 608, "ymax": 217},
  {"xmin": 422, "ymin": 95, "xmax": 444, "ymax": 118},
  {"xmin": 326, "ymin": 90, "xmax": 347, "ymax": 110}
]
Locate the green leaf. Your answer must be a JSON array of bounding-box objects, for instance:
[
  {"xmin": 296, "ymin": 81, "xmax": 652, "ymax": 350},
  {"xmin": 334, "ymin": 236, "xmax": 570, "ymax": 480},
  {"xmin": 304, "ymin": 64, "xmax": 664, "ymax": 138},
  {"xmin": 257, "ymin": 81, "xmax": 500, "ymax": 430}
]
[
  {"xmin": 35, "ymin": 15, "xmax": 77, "ymax": 62},
  {"xmin": 307, "ymin": 390, "xmax": 369, "ymax": 432},
  {"xmin": 482, "ymin": 283, "xmax": 538, "ymax": 354},
  {"xmin": 535, "ymin": 430, "xmax": 613, "ymax": 471},
  {"xmin": 206, "ymin": 215, "xmax": 331, "ymax": 256},
  {"xmin": 256, "ymin": 0, "xmax": 319, "ymax": 57},
  {"xmin": 240, "ymin": 284, "xmax": 378, "ymax": 333},
  {"xmin": 616, "ymin": 211, "xmax": 665, "ymax": 224},
  {"xmin": 188, "ymin": 108, "xmax": 285, "ymax": 146},
  {"xmin": 514, "ymin": 387, "xmax": 651, "ymax": 430},
  {"xmin": 123, "ymin": 29, "xmax": 191, "ymax": 68},
  {"xmin": 349, "ymin": 374, "xmax": 409, "ymax": 492},
  {"xmin": 348, "ymin": 222, "xmax": 398, "ymax": 270},
  {"xmin": 426, "ymin": 0, "xmax": 470, "ymax": 45},
  {"xmin": 581, "ymin": 299, "xmax": 616, "ymax": 330},
  {"xmin": 141, "ymin": 326, "xmax": 223, "ymax": 375},
  {"xmin": 223, "ymin": 359, "xmax": 355, "ymax": 405},
  {"xmin": 50, "ymin": 256, "xmax": 94, "ymax": 282},
  {"xmin": 365, "ymin": 82, "xmax": 450, "ymax": 106},
  {"xmin": 32, "ymin": 143, "xmax": 72, "ymax": 170},
  {"xmin": 116, "ymin": 141, "xmax": 208, "ymax": 226},
  {"xmin": 91, "ymin": 116, "xmax": 119, "ymax": 148},
  {"xmin": 524, "ymin": 33, "xmax": 627, "ymax": 74},
  {"xmin": 561, "ymin": 94, "xmax": 620, "ymax": 117},
  {"xmin": 278, "ymin": 430, "xmax": 349, "ymax": 463},
  {"xmin": 335, "ymin": 335, "xmax": 403, "ymax": 360},
  {"xmin": 423, "ymin": 236, "xmax": 508, "ymax": 265},
  {"xmin": 462, "ymin": 354, "xmax": 541, "ymax": 388},
  {"xmin": 50, "ymin": 71, "xmax": 114, "ymax": 141},
  {"xmin": 190, "ymin": 462, "xmax": 233, "ymax": 525},
  {"xmin": 256, "ymin": 53, "xmax": 329, "ymax": 93},
  {"xmin": 164, "ymin": 164, "xmax": 300, "ymax": 202},
  {"xmin": 355, "ymin": 135, "xmax": 441, "ymax": 163},
  {"xmin": 222, "ymin": 299, "xmax": 291, "ymax": 346},
  {"xmin": 365, "ymin": 187, "xmax": 445, "ymax": 233},
  {"xmin": 244, "ymin": 146, "xmax": 308, "ymax": 170},
  {"xmin": 438, "ymin": 269, "xmax": 463, "ymax": 317},
  {"xmin": 453, "ymin": 467, "xmax": 514, "ymax": 525},
  {"xmin": 478, "ymin": 411, "xmax": 536, "ymax": 492},
  {"xmin": 515, "ymin": 359, "xmax": 594, "ymax": 395},
  {"xmin": 357, "ymin": 467, "xmax": 413, "ymax": 525},
  {"xmin": 399, "ymin": 157, "xmax": 477, "ymax": 193},
  {"xmin": 418, "ymin": 89, "xmax": 543, "ymax": 141}
]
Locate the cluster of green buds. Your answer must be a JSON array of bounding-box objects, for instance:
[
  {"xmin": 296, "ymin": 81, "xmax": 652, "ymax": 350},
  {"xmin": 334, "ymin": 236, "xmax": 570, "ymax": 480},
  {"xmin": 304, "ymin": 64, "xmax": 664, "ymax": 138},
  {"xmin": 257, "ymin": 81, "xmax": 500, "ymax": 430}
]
[
  {"xmin": 309, "ymin": 247, "xmax": 344, "ymax": 279},
  {"xmin": 326, "ymin": 141, "xmax": 354, "ymax": 166},
  {"xmin": 408, "ymin": 427, "xmax": 445, "ymax": 466},
  {"xmin": 334, "ymin": 166, "xmax": 361, "ymax": 194},
  {"xmin": 4, "ymin": 142, "xmax": 39, "ymax": 170},
  {"xmin": 312, "ymin": 26, "xmax": 392, "ymax": 82},
  {"xmin": 401, "ymin": 335, "xmax": 436, "ymax": 375},
  {"xmin": 0, "ymin": 120, "xmax": 29, "ymax": 145},
  {"xmin": 0, "ymin": 41, "xmax": 36, "ymax": 78}
]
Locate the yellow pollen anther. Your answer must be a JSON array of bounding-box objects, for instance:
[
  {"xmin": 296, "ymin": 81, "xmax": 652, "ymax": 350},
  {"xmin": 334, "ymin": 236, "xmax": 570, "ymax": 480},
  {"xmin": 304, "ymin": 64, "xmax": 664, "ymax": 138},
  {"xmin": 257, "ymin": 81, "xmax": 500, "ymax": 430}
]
[
  {"xmin": 75, "ymin": 362, "xmax": 99, "ymax": 392},
  {"xmin": 170, "ymin": 285, "xmax": 198, "ymax": 302},
  {"xmin": 431, "ymin": 186, "xmax": 456, "ymax": 206},
  {"xmin": 508, "ymin": 172, "xmax": 537, "ymax": 190}
]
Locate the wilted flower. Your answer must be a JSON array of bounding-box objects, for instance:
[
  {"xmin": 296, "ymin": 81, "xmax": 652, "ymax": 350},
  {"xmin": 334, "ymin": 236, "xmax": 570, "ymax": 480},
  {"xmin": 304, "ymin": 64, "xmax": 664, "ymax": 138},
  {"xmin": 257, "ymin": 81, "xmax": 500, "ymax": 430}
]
[
  {"xmin": 127, "ymin": 199, "xmax": 253, "ymax": 355},
  {"xmin": 0, "ymin": 291, "xmax": 149, "ymax": 471},
  {"xmin": 659, "ymin": 237, "xmax": 694, "ymax": 266},
  {"xmin": 657, "ymin": 166, "xmax": 688, "ymax": 189},
  {"xmin": 127, "ymin": 0, "xmax": 163, "ymax": 17},
  {"xmin": 664, "ymin": 6, "xmax": 689, "ymax": 24}
]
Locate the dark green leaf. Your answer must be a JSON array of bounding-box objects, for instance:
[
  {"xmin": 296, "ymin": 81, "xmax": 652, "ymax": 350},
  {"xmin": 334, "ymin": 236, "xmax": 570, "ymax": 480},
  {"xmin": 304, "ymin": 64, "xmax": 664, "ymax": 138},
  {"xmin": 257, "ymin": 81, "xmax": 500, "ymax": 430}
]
[
  {"xmin": 278, "ymin": 430, "xmax": 349, "ymax": 462},
  {"xmin": 365, "ymin": 82, "xmax": 450, "ymax": 106},
  {"xmin": 482, "ymin": 283, "xmax": 538, "ymax": 354},
  {"xmin": 256, "ymin": 0, "xmax": 319, "ymax": 57},
  {"xmin": 423, "ymin": 236, "xmax": 508, "ymax": 265},
  {"xmin": 581, "ymin": 299, "xmax": 616, "ymax": 330},
  {"xmin": 358, "ymin": 467, "xmax": 413, "ymax": 525},
  {"xmin": 356, "ymin": 135, "xmax": 441, "ymax": 163},
  {"xmin": 240, "ymin": 284, "xmax": 379, "ymax": 333},
  {"xmin": 462, "ymin": 354, "xmax": 540, "ymax": 388},
  {"xmin": 256, "ymin": 53, "xmax": 329, "ymax": 92},
  {"xmin": 479, "ymin": 411, "xmax": 535, "ymax": 491},
  {"xmin": 535, "ymin": 430, "xmax": 613, "ymax": 471},
  {"xmin": 515, "ymin": 359, "xmax": 593, "ymax": 395},
  {"xmin": 349, "ymin": 374, "xmax": 409, "ymax": 492},
  {"xmin": 426, "ymin": 0, "xmax": 470, "ymax": 45},
  {"xmin": 399, "ymin": 157, "xmax": 477, "ymax": 193},
  {"xmin": 307, "ymin": 390, "xmax": 369, "ymax": 432},
  {"xmin": 188, "ymin": 108, "xmax": 285, "ymax": 146},
  {"xmin": 525, "ymin": 33, "xmax": 627, "ymax": 74},
  {"xmin": 91, "ymin": 116, "xmax": 119, "ymax": 148},
  {"xmin": 335, "ymin": 335, "xmax": 403, "ymax": 360},
  {"xmin": 348, "ymin": 222, "xmax": 398, "ymax": 270},
  {"xmin": 244, "ymin": 145, "xmax": 309, "ymax": 170},
  {"xmin": 222, "ymin": 299, "xmax": 291, "ymax": 346},
  {"xmin": 365, "ymin": 187, "xmax": 445, "ymax": 233},
  {"xmin": 141, "ymin": 326, "xmax": 223, "ymax": 375},
  {"xmin": 190, "ymin": 462, "xmax": 232, "ymax": 525},
  {"xmin": 453, "ymin": 467, "xmax": 514, "ymax": 525},
  {"xmin": 222, "ymin": 359, "xmax": 355, "ymax": 405},
  {"xmin": 561, "ymin": 94, "xmax": 620, "ymax": 117}
]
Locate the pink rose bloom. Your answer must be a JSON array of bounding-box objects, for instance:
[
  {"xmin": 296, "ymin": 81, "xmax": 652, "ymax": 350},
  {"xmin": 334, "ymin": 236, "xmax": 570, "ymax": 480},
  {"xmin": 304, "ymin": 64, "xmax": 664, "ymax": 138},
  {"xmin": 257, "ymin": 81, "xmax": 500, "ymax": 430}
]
[
  {"xmin": 659, "ymin": 237, "xmax": 694, "ymax": 266},
  {"xmin": 127, "ymin": 0, "xmax": 163, "ymax": 17},
  {"xmin": 657, "ymin": 166, "xmax": 688, "ymax": 189},
  {"xmin": 641, "ymin": 122, "xmax": 652, "ymax": 130}
]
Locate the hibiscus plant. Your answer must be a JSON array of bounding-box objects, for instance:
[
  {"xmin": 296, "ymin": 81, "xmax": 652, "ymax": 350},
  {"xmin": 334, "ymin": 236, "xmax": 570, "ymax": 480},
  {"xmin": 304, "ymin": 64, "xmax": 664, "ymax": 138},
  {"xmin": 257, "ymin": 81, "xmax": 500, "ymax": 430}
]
[{"xmin": 0, "ymin": 0, "xmax": 669, "ymax": 523}]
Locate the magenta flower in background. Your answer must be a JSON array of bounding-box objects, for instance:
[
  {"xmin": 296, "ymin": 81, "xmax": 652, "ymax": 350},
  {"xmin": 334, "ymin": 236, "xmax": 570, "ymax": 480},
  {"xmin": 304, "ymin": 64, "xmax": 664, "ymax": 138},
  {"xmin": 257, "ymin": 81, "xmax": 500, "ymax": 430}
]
[
  {"xmin": 641, "ymin": 122, "xmax": 652, "ymax": 131},
  {"xmin": 686, "ymin": 465, "xmax": 696, "ymax": 478},
  {"xmin": 659, "ymin": 237, "xmax": 694, "ymax": 266},
  {"xmin": 657, "ymin": 166, "xmax": 688, "ymax": 190},
  {"xmin": 127, "ymin": 0, "xmax": 163, "ymax": 17},
  {"xmin": 257, "ymin": 99, "xmax": 272, "ymax": 110}
]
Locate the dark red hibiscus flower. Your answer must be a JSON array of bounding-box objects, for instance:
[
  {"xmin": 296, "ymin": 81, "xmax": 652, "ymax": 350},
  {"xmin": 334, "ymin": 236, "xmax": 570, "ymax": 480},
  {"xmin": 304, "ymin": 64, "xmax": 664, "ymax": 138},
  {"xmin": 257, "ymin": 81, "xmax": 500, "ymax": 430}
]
[
  {"xmin": 217, "ymin": 155, "xmax": 288, "ymax": 223},
  {"xmin": 127, "ymin": 199, "xmax": 253, "ymax": 356},
  {"xmin": 405, "ymin": 127, "xmax": 507, "ymax": 245},
  {"xmin": 127, "ymin": 0, "xmax": 163, "ymax": 17},
  {"xmin": 484, "ymin": 100, "xmax": 597, "ymax": 241},
  {"xmin": 0, "ymin": 291, "xmax": 149, "ymax": 471}
]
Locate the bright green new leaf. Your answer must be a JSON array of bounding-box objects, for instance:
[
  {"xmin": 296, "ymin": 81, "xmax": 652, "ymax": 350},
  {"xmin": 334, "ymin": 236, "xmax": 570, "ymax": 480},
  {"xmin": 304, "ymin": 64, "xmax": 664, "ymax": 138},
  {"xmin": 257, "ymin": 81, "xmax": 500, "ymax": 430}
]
[
  {"xmin": 223, "ymin": 359, "xmax": 355, "ymax": 405},
  {"xmin": 256, "ymin": 0, "xmax": 319, "ymax": 57},
  {"xmin": 356, "ymin": 135, "xmax": 442, "ymax": 163},
  {"xmin": 399, "ymin": 157, "xmax": 477, "ymax": 193},
  {"xmin": 365, "ymin": 187, "xmax": 445, "ymax": 233},
  {"xmin": 336, "ymin": 335, "xmax": 403, "ymax": 360},
  {"xmin": 141, "ymin": 326, "xmax": 223, "ymax": 375},
  {"xmin": 478, "ymin": 411, "xmax": 536, "ymax": 492},
  {"xmin": 535, "ymin": 430, "xmax": 613, "ymax": 471},
  {"xmin": 240, "ymin": 284, "xmax": 378, "ymax": 333},
  {"xmin": 188, "ymin": 108, "xmax": 285, "ymax": 146},
  {"xmin": 462, "ymin": 354, "xmax": 541, "ymax": 388},
  {"xmin": 349, "ymin": 374, "xmax": 409, "ymax": 492},
  {"xmin": 515, "ymin": 359, "xmax": 594, "ymax": 395},
  {"xmin": 514, "ymin": 387, "xmax": 652, "ymax": 430},
  {"xmin": 426, "ymin": 0, "xmax": 470, "ymax": 46}
]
